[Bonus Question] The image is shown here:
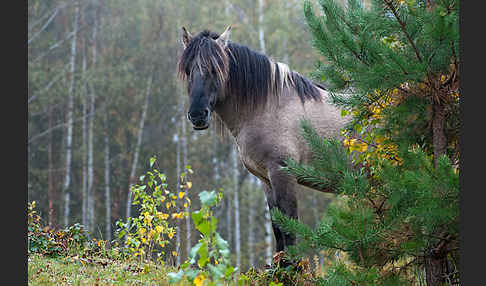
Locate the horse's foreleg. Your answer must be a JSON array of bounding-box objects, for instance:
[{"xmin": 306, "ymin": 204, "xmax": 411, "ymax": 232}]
[
  {"xmin": 262, "ymin": 183, "xmax": 286, "ymax": 252},
  {"xmin": 266, "ymin": 167, "xmax": 298, "ymax": 251}
]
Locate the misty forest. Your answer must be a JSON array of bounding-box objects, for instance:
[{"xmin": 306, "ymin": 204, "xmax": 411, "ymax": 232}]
[{"xmin": 28, "ymin": 0, "xmax": 459, "ymax": 285}]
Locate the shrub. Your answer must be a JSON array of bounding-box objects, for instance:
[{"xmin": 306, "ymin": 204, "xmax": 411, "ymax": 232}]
[
  {"xmin": 168, "ymin": 190, "xmax": 237, "ymax": 286},
  {"xmin": 116, "ymin": 156, "xmax": 192, "ymax": 263}
]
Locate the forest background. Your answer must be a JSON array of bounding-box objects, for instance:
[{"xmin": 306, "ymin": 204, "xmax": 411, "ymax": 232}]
[{"xmin": 27, "ymin": 0, "xmax": 352, "ymax": 272}]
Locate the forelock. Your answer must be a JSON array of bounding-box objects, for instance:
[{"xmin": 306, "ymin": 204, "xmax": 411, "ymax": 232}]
[{"xmin": 178, "ymin": 30, "xmax": 229, "ymax": 89}]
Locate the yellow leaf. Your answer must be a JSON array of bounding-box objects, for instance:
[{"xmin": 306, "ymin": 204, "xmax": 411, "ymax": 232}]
[
  {"xmin": 194, "ymin": 274, "xmax": 205, "ymax": 286},
  {"xmin": 172, "ymin": 251, "xmax": 178, "ymax": 257},
  {"xmin": 186, "ymin": 181, "xmax": 192, "ymax": 189},
  {"xmin": 178, "ymin": 192, "xmax": 185, "ymax": 199},
  {"xmin": 358, "ymin": 143, "xmax": 368, "ymax": 152},
  {"xmin": 168, "ymin": 229, "xmax": 175, "ymax": 239},
  {"xmin": 172, "ymin": 212, "xmax": 184, "ymax": 219},
  {"xmin": 166, "ymin": 202, "xmax": 171, "ymax": 209},
  {"xmin": 184, "ymin": 202, "xmax": 188, "ymax": 209}
]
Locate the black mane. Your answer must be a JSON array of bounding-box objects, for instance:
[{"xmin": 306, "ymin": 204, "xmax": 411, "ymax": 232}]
[{"xmin": 179, "ymin": 30, "xmax": 324, "ymax": 113}]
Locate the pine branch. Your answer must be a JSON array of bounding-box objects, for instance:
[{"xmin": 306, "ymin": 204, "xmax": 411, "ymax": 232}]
[{"xmin": 383, "ymin": 0, "xmax": 423, "ymax": 63}]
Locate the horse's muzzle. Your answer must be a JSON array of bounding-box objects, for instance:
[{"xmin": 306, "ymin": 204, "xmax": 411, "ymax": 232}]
[{"xmin": 187, "ymin": 108, "xmax": 210, "ymax": 130}]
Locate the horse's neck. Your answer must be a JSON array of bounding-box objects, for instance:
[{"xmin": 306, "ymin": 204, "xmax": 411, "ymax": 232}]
[
  {"xmin": 213, "ymin": 96, "xmax": 255, "ymax": 139},
  {"xmin": 214, "ymin": 100, "xmax": 241, "ymax": 138}
]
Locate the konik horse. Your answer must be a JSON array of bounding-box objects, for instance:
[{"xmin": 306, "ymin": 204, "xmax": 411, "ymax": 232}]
[{"xmin": 178, "ymin": 26, "xmax": 347, "ymax": 253}]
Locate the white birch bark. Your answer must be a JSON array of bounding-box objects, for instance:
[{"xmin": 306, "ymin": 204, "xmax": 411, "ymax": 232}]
[
  {"xmin": 63, "ymin": 1, "xmax": 79, "ymax": 227},
  {"xmin": 312, "ymin": 194, "xmax": 324, "ymax": 269},
  {"xmin": 87, "ymin": 4, "xmax": 98, "ymax": 235},
  {"xmin": 258, "ymin": 0, "xmax": 273, "ymax": 265},
  {"xmin": 28, "ymin": 5, "xmax": 60, "ymax": 45},
  {"xmin": 232, "ymin": 146, "xmax": 241, "ymax": 271},
  {"xmin": 104, "ymin": 110, "xmax": 111, "ymax": 242},
  {"xmin": 47, "ymin": 98, "xmax": 55, "ymax": 227},
  {"xmin": 248, "ymin": 176, "xmax": 256, "ymax": 268},
  {"xmin": 258, "ymin": 0, "xmax": 266, "ymax": 54},
  {"xmin": 264, "ymin": 192, "xmax": 273, "ymax": 266},
  {"xmin": 174, "ymin": 61, "xmax": 184, "ymax": 264},
  {"xmin": 81, "ymin": 43, "xmax": 88, "ymax": 230},
  {"xmin": 126, "ymin": 73, "xmax": 153, "ymax": 221},
  {"xmin": 282, "ymin": 0, "xmax": 290, "ymax": 65},
  {"xmin": 99, "ymin": 3, "xmax": 111, "ymax": 243},
  {"xmin": 182, "ymin": 101, "xmax": 191, "ymax": 257},
  {"xmin": 226, "ymin": 172, "xmax": 232, "ymax": 251},
  {"xmin": 175, "ymin": 130, "xmax": 181, "ymax": 265}
]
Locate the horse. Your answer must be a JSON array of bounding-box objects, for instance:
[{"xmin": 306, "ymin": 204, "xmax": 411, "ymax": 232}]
[{"xmin": 178, "ymin": 26, "xmax": 348, "ymax": 253}]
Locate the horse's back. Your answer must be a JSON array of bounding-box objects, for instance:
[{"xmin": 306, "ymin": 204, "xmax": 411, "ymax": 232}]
[{"xmin": 237, "ymin": 89, "xmax": 347, "ymax": 179}]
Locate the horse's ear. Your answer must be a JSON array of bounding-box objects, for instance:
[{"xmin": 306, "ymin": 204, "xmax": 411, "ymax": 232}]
[
  {"xmin": 216, "ymin": 25, "xmax": 231, "ymax": 48},
  {"xmin": 181, "ymin": 26, "xmax": 192, "ymax": 49}
]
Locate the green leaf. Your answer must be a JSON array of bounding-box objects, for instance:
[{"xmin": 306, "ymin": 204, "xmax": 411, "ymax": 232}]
[
  {"xmin": 199, "ymin": 190, "xmax": 218, "ymax": 207},
  {"xmin": 197, "ymin": 242, "xmax": 209, "ymax": 268},
  {"xmin": 224, "ymin": 265, "xmax": 235, "ymax": 278},
  {"xmin": 189, "ymin": 242, "xmax": 203, "ymax": 259},
  {"xmin": 181, "ymin": 261, "xmax": 191, "ymax": 270},
  {"xmin": 208, "ymin": 264, "xmax": 224, "ymax": 280},
  {"xmin": 341, "ymin": 109, "xmax": 349, "ymax": 117},
  {"xmin": 149, "ymin": 157, "xmax": 156, "ymax": 168},
  {"xmin": 196, "ymin": 220, "xmax": 211, "ymax": 236},
  {"xmin": 214, "ymin": 232, "xmax": 229, "ymax": 250},
  {"xmin": 185, "ymin": 165, "xmax": 193, "ymax": 173},
  {"xmin": 192, "ymin": 211, "xmax": 203, "ymax": 226},
  {"xmin": 167, "ymin": 270, "xmax": 184, "ymax": 283},
  {"xmin": 185, "ymin": 268, "xmax": 199, "ymax": 281}
]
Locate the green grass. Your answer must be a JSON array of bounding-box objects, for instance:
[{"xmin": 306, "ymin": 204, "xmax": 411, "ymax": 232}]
[
  {"xmin": 28, "ymin": 253, "xmax": 189, "ymax": 286},
  {"xmin": 28, "ymin": 252, "xmax": 321, "ymax": 286}
]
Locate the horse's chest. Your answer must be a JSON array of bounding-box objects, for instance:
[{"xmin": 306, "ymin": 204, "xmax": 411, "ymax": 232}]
[{"xmin": 236, "ymin": 137, "xmax": 272, "ymax": 180}]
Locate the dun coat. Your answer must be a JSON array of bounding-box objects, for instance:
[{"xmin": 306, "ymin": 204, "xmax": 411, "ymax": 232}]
[{"xmin": 178, "ymin": 26, "xmax": 348, "ymax": 252}]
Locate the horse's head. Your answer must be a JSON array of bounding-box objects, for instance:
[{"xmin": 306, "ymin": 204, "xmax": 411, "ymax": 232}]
[{"xmin": 178, "ymin": 26, "xmax": 231, "ymax": 130}]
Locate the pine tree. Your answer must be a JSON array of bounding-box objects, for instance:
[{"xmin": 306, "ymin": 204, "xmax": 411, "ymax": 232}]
[{"xmin": 273, "ymin": 0, "xmax": 459, "ymax": 285}]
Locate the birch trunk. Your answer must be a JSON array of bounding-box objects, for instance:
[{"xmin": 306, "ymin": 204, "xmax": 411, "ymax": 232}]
[
  {"xmin": 174, "ymin": 65, "xmax": 184, "ymax": 264},
  {"xmin": 226, "ymin": 176, "xmax": 232, "ymax": 251},
  {"xmin": 81, "ymin": 44, "xmax": 88, "ymax": 230},
  {"xmin": 182, "ymin": 101, "xmax": 191, "ymax": 258},
  {"xmin": 87, "ymin": 4, "xmax": 98, "ymax": 235},
  {"xmin": 63, "ymin": 2, "xmax": 79, "ymax": 227},
  {"xmin": 232, "ymin": 146, "xmax": 241, "ymax": 271},
  {"xmin": 263, "ymin": 184, "xmax": 273, "ymax": 266},
  {"xmin": 126, "ymin": 73, "xmax": 153, "ymax": 221},
  {"xmin": 258, "ymin": 0, "xmax": 273, "ymax": 265},
  {"xmin": 282, "ymin": 0, "xmax": 290, "ymax": 65},
  {"xmin": 312, "ymin": 193, "xmax": 324, "ymax": 268},
  {"xmin": 175, "ymin": 129, "xmax": 181, "ymax": 265},
  {"xmin": 248, "ymin": 177, "xmax": 256, "ymax": 268},
  {"xmin": 104, "ymin": 110, "xmax": 111, "ymax": 243},
  {"xmin": 47, "ymin": 100, "xmax": 55, "ymax": 227},
  {"xmin": 100, "ymin": 5, "xmax": 110, "ymax": 243}
]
